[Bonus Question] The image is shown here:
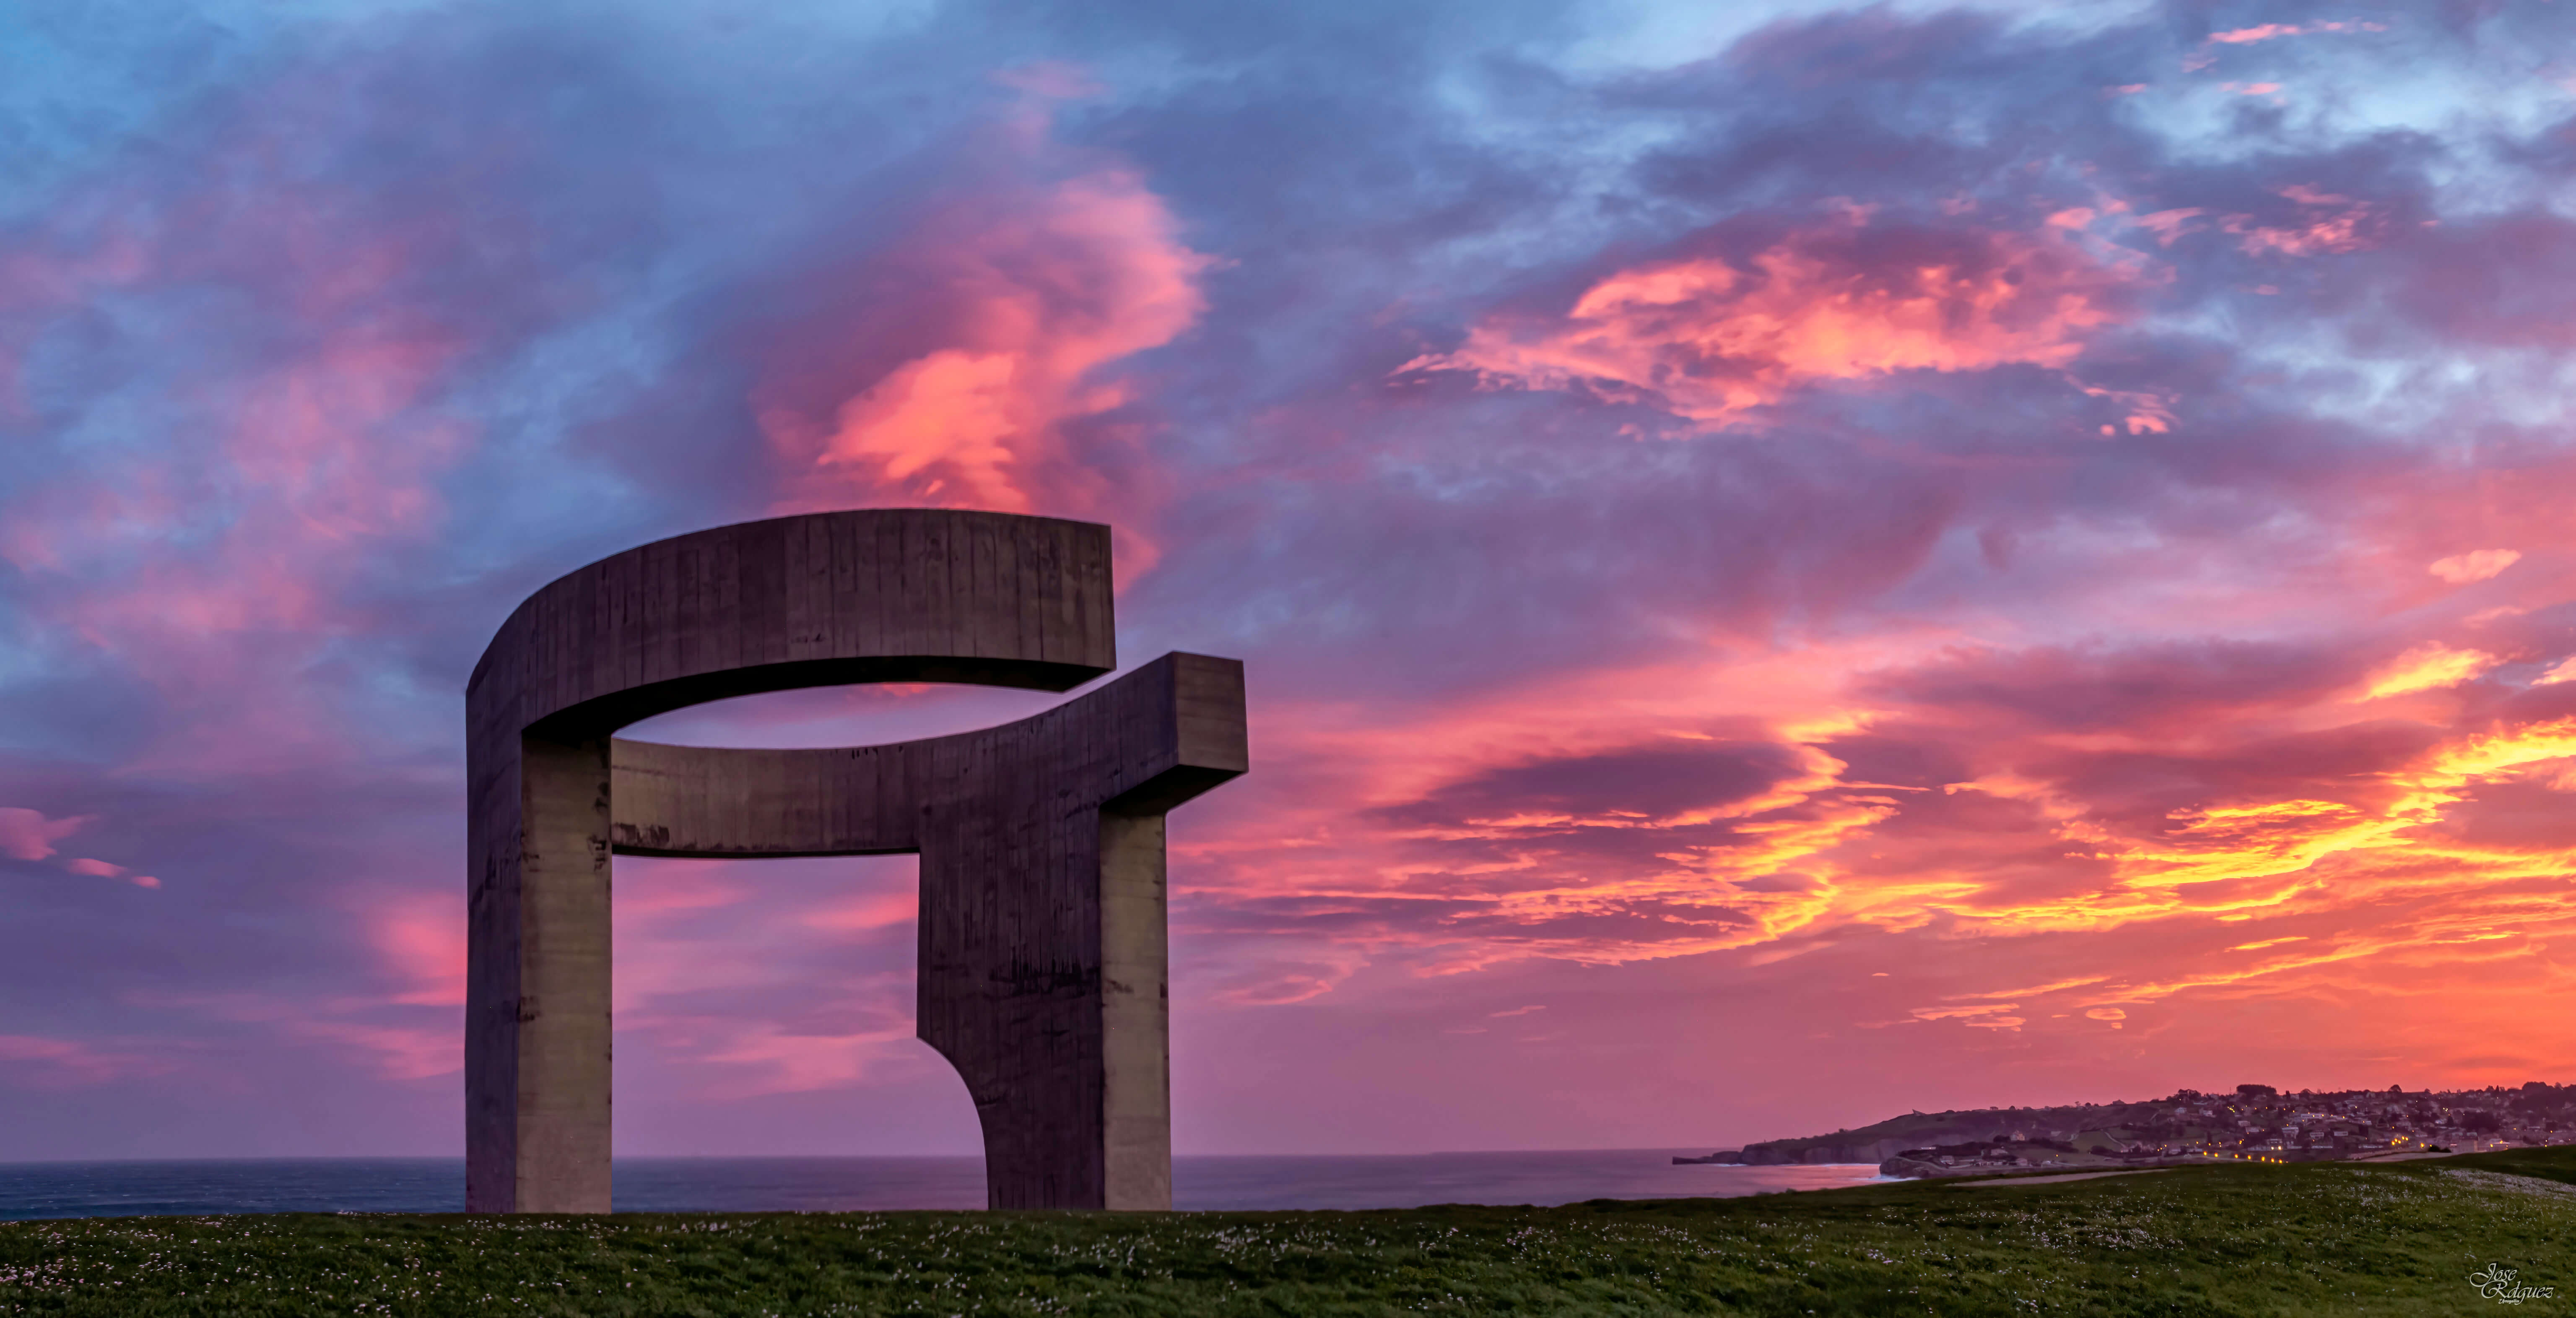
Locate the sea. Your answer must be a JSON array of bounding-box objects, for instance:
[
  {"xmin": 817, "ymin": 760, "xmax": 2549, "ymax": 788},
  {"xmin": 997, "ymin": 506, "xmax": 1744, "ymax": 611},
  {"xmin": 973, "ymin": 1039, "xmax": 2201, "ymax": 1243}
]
[{"xmin": 0, "ymin": 1152, "xmax": 1885, "ymax": 1221}]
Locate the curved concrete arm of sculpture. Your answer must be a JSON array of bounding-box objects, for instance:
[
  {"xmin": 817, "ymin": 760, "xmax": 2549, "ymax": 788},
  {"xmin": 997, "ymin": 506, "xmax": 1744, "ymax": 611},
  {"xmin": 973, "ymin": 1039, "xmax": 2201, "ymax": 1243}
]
[
  {"xmin": 607, "ymin": 653, "xmax": 1248, "ymax": 859},
  {"xmin": 465, "ymin": 509, "xmax": 1245, "ymax": 1215},
  {"xmin": 468, "ymin": 508, "xmax": 1116, "ymax": 746}
]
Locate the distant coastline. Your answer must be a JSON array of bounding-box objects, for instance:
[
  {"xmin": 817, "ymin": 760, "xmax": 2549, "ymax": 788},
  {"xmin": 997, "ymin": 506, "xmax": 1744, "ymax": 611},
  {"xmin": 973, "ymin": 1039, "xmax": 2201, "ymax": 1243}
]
[{"xmin": 1675, "ymin": 1081, "xmax": 2572, "ymax": 1178}]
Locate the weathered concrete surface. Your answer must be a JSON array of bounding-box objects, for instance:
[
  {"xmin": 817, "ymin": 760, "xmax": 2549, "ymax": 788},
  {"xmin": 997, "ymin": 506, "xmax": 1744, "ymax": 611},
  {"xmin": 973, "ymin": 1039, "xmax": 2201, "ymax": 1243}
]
[{"xmin": 466, "ymin": 509, "xmax": 1241, "ymax": 1214}]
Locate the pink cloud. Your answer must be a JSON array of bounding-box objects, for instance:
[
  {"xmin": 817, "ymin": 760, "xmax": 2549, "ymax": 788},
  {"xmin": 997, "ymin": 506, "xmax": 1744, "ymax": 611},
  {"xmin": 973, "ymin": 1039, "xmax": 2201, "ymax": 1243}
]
[
  {"xmin": 363, "ymin": 889, "xmax": 465, "ymax": 1007},
  {"xmin": 604, "ymin": 855, "xmax": 930, "ymax": 1100},
  {"xmin": 2135, "ymin": 208, "xmax": 2206, "ymax": 246},
  {"xmin": 692, "ymin": 1022, "xmax": 922, "ymax": 1099},
  {"xmin": 0, "ymin": 1035, "xmax": 175, "ymax": 1087},
  {"xmin": 1209, "ymin": 959, "xmax": 1359, "ymax": 1006},
  {"xmin": 1400, "ymin": 215, "xmax": 2139, "ymax": 429},
  {"xmin": 2209, "ymin": 24, "xmax": 2307, "ymax": 45},
  {"xmin": 2207, "ymin": 21, "xmax": 2386, "ymax": 45},
  {"xmin": 804, "ymin": 887, "xmax": 918, "ymax": 933},
  {"xmin": 2429, "ymin": 549, "xmax": 2520, "ymax": 584},
  {"xmin": 135, "ymin": 987, "xmax": 460, "ymax": 1083},
  {"xmin": 0, "ymin": 231, "xmax": 152, "ymax": 424},
  {"xmin": 0, "ymin": 68, "xmax": 561, "ymax": 785},
  {"xmin": 63, "ymin": 858, "xmax": 158, "ymax": 888},
  {"xmin": 757, "ymin": 112, "xmax": 1211, "ymax": 579},
  {"xmin": 286, "ymin": 1022, "xmax": 457, "ymax": 1082},
  {"xmin": 2228, "ymin": 185, "xmax": 2384, "ymax": 257},
  {"xmin": 0, "ymin": 807, "xmax": 89, "ymax": 861},
  {"xmin": 2079, "ymin": 383, "xmax": 2176, "ymax": 434}
]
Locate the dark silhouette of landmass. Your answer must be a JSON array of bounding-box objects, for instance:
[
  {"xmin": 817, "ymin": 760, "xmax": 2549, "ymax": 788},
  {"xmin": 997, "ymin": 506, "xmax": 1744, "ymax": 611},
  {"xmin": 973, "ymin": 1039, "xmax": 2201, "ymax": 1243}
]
[{"xmin": 1675, "ymin": 1081, "xmax": 2576, "ymax": 1178}]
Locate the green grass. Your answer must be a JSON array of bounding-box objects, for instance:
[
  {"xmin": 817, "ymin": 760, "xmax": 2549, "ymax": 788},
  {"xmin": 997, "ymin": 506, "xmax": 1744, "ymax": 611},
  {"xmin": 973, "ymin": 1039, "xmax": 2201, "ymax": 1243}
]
[{"xmin": 4, "ymin": 1149, "xmax": 2572, "ymax": 1316}]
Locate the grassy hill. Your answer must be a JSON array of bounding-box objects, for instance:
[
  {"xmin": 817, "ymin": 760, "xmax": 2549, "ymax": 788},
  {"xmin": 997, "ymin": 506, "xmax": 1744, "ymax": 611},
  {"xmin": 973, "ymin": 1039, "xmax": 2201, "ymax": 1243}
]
[
  {"xmin": 1726, "ymin": 1100, "xmax": 2181, "ymax": 1164},
  {"xmin": 3, "ymin": 1147, "xmax": 2570, "ymax": 1315}
]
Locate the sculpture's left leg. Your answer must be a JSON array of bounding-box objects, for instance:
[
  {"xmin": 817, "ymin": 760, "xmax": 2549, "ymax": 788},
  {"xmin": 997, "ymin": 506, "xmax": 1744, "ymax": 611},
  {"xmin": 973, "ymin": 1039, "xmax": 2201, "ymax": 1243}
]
[{"xmin": 467, "ymin": 731, "xmax": 614, "ymax": 1214}]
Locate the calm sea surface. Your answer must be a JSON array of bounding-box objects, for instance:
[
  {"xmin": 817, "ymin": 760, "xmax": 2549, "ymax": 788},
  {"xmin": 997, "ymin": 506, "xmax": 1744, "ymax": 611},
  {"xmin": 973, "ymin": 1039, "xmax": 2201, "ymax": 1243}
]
[{"xmin": 0, "ymin": 1153, "xmax": 1882, "ymax": 1220}]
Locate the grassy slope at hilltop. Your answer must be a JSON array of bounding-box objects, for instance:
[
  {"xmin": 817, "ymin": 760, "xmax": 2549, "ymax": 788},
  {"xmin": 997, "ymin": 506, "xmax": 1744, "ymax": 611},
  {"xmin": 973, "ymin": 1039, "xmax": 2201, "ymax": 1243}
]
[{"xmin": 1, "ymin": 1149, "xmax": 2571, "ymax": 1316}]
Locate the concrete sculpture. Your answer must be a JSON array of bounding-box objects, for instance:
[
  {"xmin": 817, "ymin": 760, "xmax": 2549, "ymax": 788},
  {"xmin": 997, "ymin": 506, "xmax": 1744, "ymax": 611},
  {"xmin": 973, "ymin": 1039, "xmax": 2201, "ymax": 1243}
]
[{"xmin": 465, "ymin": 509, "xmax": 1246, "ymax": 1213}]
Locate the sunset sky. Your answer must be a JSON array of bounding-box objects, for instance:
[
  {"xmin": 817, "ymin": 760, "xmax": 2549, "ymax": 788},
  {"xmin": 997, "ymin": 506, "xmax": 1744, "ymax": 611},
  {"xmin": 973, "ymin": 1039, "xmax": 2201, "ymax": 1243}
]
[{"xmin": 3, "ymin": 0, "xmax": 2573, "ymax": 1162}]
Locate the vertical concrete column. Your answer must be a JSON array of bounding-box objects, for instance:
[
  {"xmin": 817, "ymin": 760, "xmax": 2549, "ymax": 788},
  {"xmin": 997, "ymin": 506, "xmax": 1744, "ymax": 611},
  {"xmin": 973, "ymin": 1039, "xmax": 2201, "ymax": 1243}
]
[
  {"xmin": 467, "ymin": 733, "xmax": 613, "ymax": 1214},
  {"xmin": 916, "ymin": 785, "xmax": 1110, "ymax": 1211},
  {"xmin": 512, "ymin": 734, "xmax": 614, "ymax": 1214},
  {"xmin": 1098, "ymin": 811, "xmax": 1173, "ymax": 1211},
  {"xmin": 463, "ymin": 747, "xmax": 521, "ymax": 1212}
]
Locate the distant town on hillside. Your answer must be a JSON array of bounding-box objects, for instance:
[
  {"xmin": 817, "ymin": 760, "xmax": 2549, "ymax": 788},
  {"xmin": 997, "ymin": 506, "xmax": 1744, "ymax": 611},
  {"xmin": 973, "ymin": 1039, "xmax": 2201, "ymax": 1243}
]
[{"xmin": 1681, "ymin": 1082, "xmax": 2575, "ymax": 1179}]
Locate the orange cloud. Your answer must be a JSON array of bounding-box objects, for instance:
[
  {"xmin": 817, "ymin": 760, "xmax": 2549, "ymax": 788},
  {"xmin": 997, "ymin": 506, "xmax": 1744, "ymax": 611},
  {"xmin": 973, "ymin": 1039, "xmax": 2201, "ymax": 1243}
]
[
  {"xmin": 1168, "ymin": 593, "xmax": 2576, "ymax": 1101},
  {"xmin": 2359, "ymin": 643, "xmax": 2498, "ymax": 700},
  {"xmin": 2430, "ymin": 549, "xmax": 2519, "ymax": 583},
  {"xmin": 1401, "ymin": 217, "xmax": 2135, "ymax": 429},
  {"xmin": 760, "ymin": 135, "xmax": 1210, "ymax": 574}
]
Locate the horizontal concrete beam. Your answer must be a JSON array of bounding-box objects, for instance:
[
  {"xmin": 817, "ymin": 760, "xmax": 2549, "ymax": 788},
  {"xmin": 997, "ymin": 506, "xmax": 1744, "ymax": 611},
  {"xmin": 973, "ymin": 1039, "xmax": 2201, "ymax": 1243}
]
[{"xmin": 608, "ymin": 654, "xmax": 1247, "ymax": 858}]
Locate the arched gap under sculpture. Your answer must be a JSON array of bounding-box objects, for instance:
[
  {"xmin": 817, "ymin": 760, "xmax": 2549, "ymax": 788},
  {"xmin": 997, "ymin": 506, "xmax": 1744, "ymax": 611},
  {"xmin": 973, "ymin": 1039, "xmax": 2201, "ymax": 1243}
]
[
  {"xmin": 609, "ymin": 850, "xmax": 987, "ymax": 1163},
  {"xmin": 613, "ymin": 683, "xmax": 1090, "ymax": 1167}
]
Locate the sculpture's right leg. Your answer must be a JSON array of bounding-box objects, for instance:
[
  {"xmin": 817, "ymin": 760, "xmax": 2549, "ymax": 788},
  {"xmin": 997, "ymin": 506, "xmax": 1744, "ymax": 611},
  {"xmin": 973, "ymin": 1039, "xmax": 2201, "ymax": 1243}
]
[
  {"xmin": 918, "ymin": 799, "xmax": 1110, "ymax": 1210},
  {"xmin": 1098, "ymin": 810, "xmax": 1174, "ymax": 1211},
  {"xmin": 467, "ymin": 733, "xmax": 614, "ymax": 1214},
  {"xmin": 916, "ymin": 807, "xmax": 1174, "ymax": 1211}
]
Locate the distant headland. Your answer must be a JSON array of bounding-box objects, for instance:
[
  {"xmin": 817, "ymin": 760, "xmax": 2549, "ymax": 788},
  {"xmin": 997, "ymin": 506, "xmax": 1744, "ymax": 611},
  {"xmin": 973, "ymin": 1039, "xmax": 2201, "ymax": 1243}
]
[{"xmin": 1677, "ymin": 1081, "xmax": 2574, "ymax": 1178}]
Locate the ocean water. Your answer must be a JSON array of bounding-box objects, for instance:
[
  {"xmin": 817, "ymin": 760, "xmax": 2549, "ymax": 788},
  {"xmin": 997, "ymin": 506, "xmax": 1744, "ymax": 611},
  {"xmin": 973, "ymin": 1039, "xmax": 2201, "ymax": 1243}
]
[{"xmin": 0, "ymin": 1152, "xmax": 1882, "ymax": 1221}]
